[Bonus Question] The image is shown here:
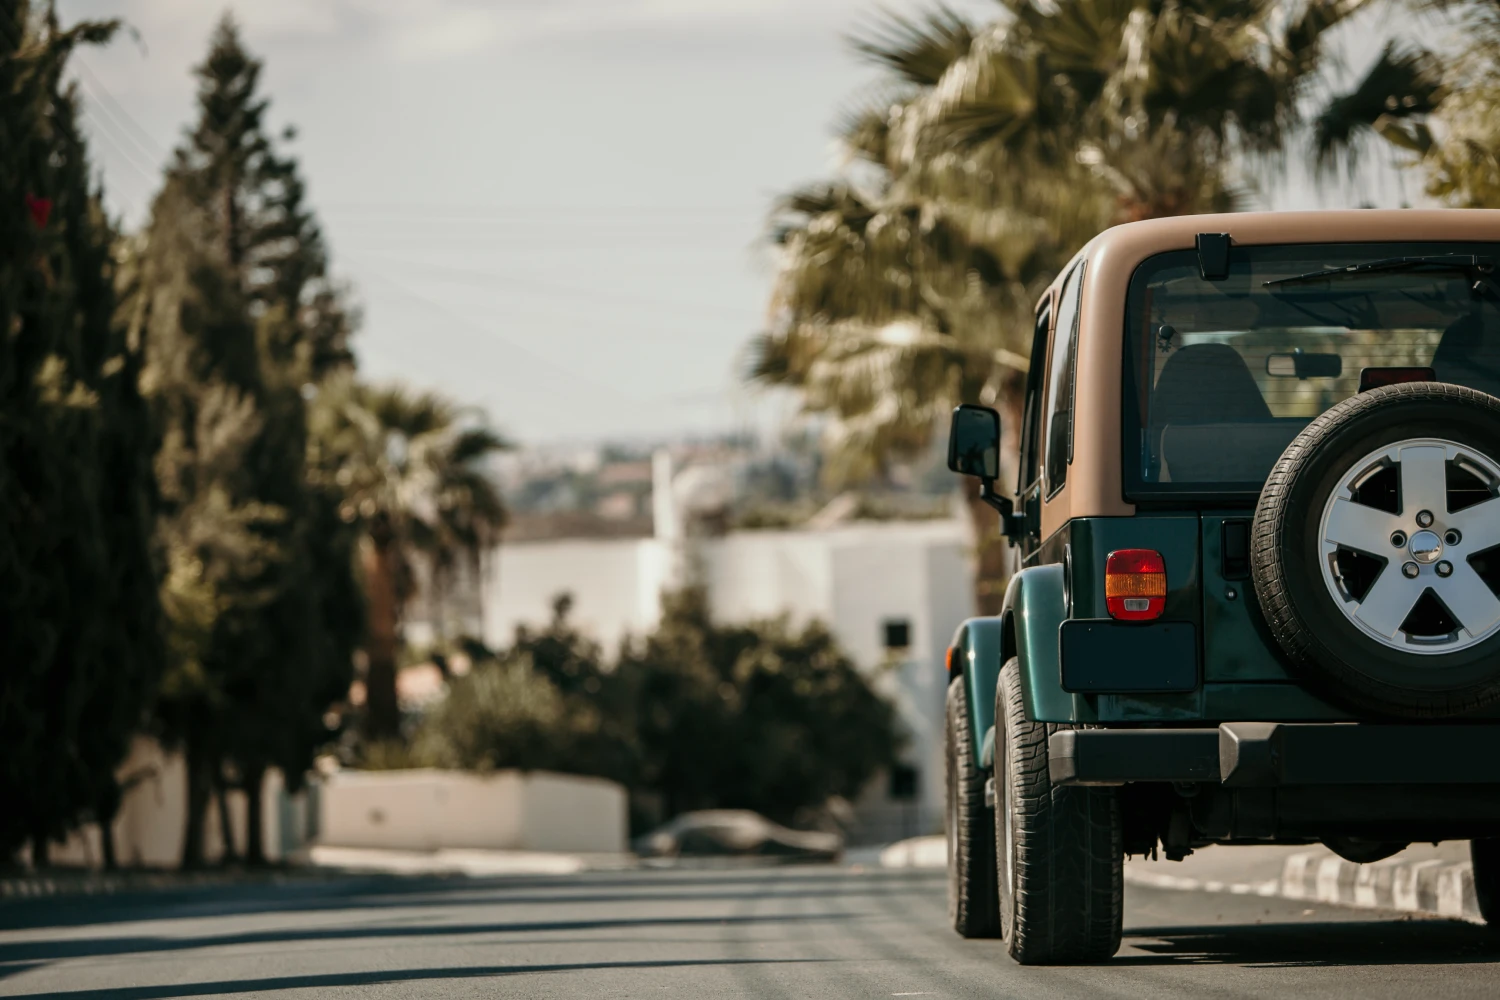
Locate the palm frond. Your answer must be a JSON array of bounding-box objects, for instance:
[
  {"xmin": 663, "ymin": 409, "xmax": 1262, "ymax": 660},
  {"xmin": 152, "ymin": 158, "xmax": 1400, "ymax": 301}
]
[
  {"xmin": 1311, "ymin": 43, "xmax": 1444, "ymax": 177},
  {"xmin": 847, "ymin": 5, "xmax": 976, "ymax": 88}
]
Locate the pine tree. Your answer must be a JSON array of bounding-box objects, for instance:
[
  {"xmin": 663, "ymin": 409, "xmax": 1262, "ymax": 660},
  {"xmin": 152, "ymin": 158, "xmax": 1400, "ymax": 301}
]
[
  {"xmin": 133, "ymin": 14, "xmax": 360, "ymax": 866},
  {"xmin": 0, "ymin": 1, "xmax": 163, "ymax": 865}
]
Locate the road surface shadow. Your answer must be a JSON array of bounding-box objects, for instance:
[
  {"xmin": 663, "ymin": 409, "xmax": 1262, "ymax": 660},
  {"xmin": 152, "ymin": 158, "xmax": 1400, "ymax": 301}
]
[
  {"xmin": 0, "ymin": 957, "xmax": 835, "ymax": 999},
  {"xmin": 0, "ymin": 868, "xmax": 938, "ymax": 932},
  {"xmin": 1122, "ymin": 919, "xmax": 1500, "ymax": 967},
  {"xmin": 0, "ymin": 910, "xmax": 856, "ymax": 965}
]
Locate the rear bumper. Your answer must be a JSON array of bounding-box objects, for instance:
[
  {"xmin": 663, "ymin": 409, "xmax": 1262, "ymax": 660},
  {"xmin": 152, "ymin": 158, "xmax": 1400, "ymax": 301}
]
[{"xmin": 1050, "ymin": 723, "xmax": 1500, "ymax": 787}]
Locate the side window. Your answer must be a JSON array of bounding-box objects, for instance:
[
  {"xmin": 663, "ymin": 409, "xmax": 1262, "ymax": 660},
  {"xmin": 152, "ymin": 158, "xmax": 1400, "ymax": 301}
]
[
  {"xmin": 1044, "ymin": 262, "xmax": 1085, "ymax": 497},
  {"xmin": 1018, "ymin": 302, "xmax": 1050, "ymax": 493}
]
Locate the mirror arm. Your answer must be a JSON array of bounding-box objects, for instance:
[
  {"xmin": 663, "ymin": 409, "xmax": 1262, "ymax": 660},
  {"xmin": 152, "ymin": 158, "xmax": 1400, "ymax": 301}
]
[{"xmin": 979, "ymin": 479, "xmax": 1023, "ymax": 542}]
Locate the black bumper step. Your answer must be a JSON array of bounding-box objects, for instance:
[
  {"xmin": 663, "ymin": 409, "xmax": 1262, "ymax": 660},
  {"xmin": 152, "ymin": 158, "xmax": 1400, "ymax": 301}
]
[{"xmin": 1049, "ymin": 723, "xmax": 1500, "ymax": 787}]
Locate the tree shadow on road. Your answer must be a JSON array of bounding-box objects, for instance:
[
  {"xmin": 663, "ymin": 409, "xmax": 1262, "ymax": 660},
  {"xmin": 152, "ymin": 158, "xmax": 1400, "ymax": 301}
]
[
  {"xmin": 0, "ymin": 868, "xmax": 939, "ymax": 932},
  {"xmin": 0, "ymin": 910, "xmax": 855, "ymax": 966},
  {"xmin": 0, "ymin": 957, "xmax": 835, "ymax": 999},
  {"xmin": 1120, "ymin": 919, "xmax": 1500, "ymax": 967}
]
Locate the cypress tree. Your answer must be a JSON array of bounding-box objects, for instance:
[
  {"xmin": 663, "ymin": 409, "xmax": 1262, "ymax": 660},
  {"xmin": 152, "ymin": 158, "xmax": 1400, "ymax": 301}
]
[{"xmin": 0, "ymin": 2, "xmax": 163, "ymax": 865}]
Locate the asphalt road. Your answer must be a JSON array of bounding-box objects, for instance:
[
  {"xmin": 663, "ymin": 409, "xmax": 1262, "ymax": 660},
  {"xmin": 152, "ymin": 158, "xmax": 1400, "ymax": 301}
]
[{"xmin": 3, "ymin": 864, "xmax": 1499, "ymax": 999}]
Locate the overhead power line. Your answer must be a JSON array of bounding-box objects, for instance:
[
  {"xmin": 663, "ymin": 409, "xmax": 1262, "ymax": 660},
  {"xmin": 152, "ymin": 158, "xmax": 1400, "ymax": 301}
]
[
  {"xmin": 78, "ymin": 106, "xmax": 156, "ymax": 202},
  {"xmin": 351, "ymin": 259, "xmax": 642, "ymax": 404},
  {"xmin": 358, "ymin": 253, "xmax": 755, "ymax": 323},
  {"xmin": 72, "ymin": 57, "xmax": 172, "ymax": 163}
]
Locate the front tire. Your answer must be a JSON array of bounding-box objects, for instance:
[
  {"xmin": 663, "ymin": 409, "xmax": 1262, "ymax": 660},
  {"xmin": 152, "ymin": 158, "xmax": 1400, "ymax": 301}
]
[
  {"xmin": 945, "ymin": 676, "xmax": 999, "ymax": 938},
  {"xmin": 995, "ymin": 659, "xmax": 1122, "ymax": 964}
]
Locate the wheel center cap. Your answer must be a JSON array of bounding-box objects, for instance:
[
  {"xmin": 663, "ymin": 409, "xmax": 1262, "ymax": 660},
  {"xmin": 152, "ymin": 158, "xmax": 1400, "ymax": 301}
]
[{"xmin": 1409, "ymin": 529, "xmax": 1443, "ymax": 564}]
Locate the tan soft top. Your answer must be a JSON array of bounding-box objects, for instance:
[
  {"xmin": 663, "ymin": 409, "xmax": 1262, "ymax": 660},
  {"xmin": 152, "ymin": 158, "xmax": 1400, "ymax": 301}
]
[{"xmin": 1043, "ymin": 210, "xmax": 1500, "ymax": 535}]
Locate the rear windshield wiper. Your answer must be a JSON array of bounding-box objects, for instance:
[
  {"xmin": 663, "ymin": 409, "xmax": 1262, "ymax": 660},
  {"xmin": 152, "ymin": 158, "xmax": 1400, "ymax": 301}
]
[{"xmin": 1264, "ymin": 254, "xmax": 1496, "ymax": 288}]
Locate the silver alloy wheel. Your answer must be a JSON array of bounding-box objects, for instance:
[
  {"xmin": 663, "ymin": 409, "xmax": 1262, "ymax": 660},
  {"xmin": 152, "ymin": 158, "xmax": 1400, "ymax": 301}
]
[{"xmin": 1319, "ymin": 437, "xmax": 1500, "ymax": 653}]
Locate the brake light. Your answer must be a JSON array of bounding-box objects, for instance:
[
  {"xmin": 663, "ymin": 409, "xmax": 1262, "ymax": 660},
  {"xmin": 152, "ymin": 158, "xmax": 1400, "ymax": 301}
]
[
  {"xmin": 1359, "ymin": 366, "xmax": 1435, "ymax": 392},
  {"xmin": 1105, "ymin": 549, "xmax": 1166, "ymax": 621}
]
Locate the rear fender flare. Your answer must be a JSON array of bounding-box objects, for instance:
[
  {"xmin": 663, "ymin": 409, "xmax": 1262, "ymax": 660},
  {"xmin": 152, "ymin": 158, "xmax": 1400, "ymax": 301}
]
[
  {"xmin": 948, "ymin": 563, "xmax": 1078, "ymax": 768},
  {"xmin": 950, "ymin": 616, "xmax": 1005, "ymax": 770},
  {"xmin": 1001, "ymin": 564, "xmax": 1077, "ymax": 724}
]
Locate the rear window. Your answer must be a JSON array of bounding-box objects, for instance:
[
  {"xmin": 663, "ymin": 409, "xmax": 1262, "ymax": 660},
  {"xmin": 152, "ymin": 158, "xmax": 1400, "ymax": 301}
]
[{"xmin": 1124, "ymin": 242, "xmax": 1500, "ymax": 498}]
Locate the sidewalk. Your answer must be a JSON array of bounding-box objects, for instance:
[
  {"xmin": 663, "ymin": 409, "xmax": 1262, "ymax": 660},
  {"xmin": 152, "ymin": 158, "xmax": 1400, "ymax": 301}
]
[
  {"xmin": 304, "ymin": 845, "xmax": 636, "ymax": 876},
  {"xmin": 0, "ymin": 866, "xmax": 333, "ymax": 900},
  {"xmin": 0, "ymin": 847, "xmax": 636, "ymax": 901},
  {"xmin": 1126, "ymin": 841, "xmax": 1482, "ymax": 923},
  {"xmin": 873, "ymin": 835, "xmax": 1486, "ymax": 924}
]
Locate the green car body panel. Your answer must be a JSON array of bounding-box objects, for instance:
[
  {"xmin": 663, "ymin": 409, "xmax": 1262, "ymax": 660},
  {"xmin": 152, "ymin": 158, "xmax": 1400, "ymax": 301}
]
[{"xmin": 949, "ymin": 513, "xmax": 1402, "ymax": 768}]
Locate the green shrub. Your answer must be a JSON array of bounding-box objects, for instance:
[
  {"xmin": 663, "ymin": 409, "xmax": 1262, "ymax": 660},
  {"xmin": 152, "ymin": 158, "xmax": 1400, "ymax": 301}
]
[{"xmin": 412, "ymin": 653, "xmax": 630, "ymax": 781}]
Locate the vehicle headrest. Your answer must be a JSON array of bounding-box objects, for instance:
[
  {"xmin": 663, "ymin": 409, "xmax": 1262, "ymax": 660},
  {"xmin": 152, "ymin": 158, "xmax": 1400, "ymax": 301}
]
[{"xmin": 1152, "ymin": 342, "xmax": 1271, "ymax": 426}]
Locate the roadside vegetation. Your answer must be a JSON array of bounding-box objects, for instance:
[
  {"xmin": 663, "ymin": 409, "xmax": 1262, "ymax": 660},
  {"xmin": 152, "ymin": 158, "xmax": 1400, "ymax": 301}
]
[
  {"xmin": 3, "ymin": 4, "xmax": 894, "ymax": 868},
  {"xmin": 1, "ymin": 7, "xmax": 504, "ymax": 868},
  {"xmin": 379, "ymin": 590, "xmax": 901, "ymax": 831}
]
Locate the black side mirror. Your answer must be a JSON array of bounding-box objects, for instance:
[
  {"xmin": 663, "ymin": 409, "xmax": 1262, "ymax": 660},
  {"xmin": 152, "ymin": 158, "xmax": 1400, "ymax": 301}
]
[
  {"xmin": 947, "ymin": 404, "xmax": 1001, "ymax": 480},
  {"xmin": 948, "ymin": 404, "xmax": 1021, "ymax": 542}
]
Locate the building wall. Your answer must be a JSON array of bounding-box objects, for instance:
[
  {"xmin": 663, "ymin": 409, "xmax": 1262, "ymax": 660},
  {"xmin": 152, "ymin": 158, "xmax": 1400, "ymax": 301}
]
[
  {"xmin": 45, "ymin": 736, "xmax": 305, "ymax": 870},
  {"xmin": 484, "ymin": 537, "xmax": 667, "ymax": 652}
]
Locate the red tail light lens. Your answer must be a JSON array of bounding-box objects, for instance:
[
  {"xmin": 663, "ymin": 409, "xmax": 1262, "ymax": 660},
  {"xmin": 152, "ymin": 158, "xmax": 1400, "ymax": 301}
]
[{"xmin": 1105, "ymin": 549, "xmax": 1166, "ymax": 621}]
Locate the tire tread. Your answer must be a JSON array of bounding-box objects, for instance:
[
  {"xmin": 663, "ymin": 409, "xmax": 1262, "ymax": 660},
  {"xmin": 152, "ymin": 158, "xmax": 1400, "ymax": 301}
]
[
  {"xmin": 946, "ymin": 676, "xmax": 999, "ymax": 938},
  {"xmin": 997, "ymin": 661, "xmax": 1121, "ymax": 964}
]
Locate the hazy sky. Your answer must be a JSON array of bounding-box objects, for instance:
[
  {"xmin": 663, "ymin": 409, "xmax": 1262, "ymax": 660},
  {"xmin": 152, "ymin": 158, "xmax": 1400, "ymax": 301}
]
[{"xmin": 58, "ymin": 0, "xmax": 1425, "ymax": 447}]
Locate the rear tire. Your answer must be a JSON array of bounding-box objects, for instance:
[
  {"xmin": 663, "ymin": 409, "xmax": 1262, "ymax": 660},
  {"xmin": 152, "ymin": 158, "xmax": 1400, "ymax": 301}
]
[
  {"xmin": 995, "ymin": 660, "xmax": 1122, "ymax": 964},
  {"xmin": 1473, "ymin": 839, "xmax": 1500, "ymax": 926},
  {"xmin": 945, "ymin": 676, "xmax": 999, "ymax": 938}
]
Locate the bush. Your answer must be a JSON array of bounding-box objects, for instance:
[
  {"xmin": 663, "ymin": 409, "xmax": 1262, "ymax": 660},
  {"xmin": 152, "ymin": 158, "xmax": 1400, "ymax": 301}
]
[
  {"xmin": 618, "ymin": 588, "xmax": 901, "ymax": 823},
  {"xmin": 398, "ymin": 588, "xmax": 901, "ymax": 827},
  {"xmin": 411, "ymin": 653, "xmax": 626, "ymax": 778}
]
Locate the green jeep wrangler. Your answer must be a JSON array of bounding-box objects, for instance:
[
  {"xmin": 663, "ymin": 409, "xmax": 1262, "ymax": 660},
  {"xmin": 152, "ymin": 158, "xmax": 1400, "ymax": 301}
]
[{"xmin": 943, "ymin": 209, "xmax": 1500, "ymax": 964}]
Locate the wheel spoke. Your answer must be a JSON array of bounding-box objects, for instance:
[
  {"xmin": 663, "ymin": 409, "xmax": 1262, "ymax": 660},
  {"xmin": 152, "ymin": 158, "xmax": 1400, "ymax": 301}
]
[
  {"xmin": 1448, "ymin": 496, "xmax": 1500, "ymax": 554},
  {"xmin": 1399, "ymin": 444, "xmax": 1450, "ymax": 517},
  {"xmin": 1353, "ymin": 567, "xmax": 1423, "ymax": 638},
  {"xmin": 1324, "ymin": 498, "xmax": 1401, "ymax": 554},
  {"xmin": 1432, "ymin": 563, "xmax": 1500, "ymax": 639}
]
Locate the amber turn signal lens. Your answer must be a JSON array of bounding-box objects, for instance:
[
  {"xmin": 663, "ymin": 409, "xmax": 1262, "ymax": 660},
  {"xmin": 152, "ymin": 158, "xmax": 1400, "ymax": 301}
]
[{"xmin": 1105, "ymin": 548, "xmax": 1166, "ymax": 621}]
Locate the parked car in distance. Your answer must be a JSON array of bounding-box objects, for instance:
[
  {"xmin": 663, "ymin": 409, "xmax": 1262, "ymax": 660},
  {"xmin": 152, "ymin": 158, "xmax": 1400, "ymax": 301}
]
[
  {"xmin": 633, "ymin": 810, "xmax": 842, "ymax": 862},
  {"xmin": 944, "ymin": 210, "xmax": 1500, "ymax": 964}
]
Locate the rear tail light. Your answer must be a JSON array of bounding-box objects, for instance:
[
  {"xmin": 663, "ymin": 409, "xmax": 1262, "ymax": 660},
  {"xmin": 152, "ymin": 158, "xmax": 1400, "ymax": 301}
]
[
  {"xmin": 945, "ymin": 645, "xmax": 957, "ymax": 674},
  {"xmin": 1106, "ymin": 549, "xmax": 1166, "ymax": 621}
]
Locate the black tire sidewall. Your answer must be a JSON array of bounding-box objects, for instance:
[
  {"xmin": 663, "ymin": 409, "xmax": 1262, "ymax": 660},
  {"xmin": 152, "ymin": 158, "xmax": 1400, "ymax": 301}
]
[
  {"xmin": 945, "ymin": 676, "xmax": 998, "ymax": 936},
  {"xmin": 994, "ymin": 673, "xmax": 1015, "ymax": 943},
  {"xmin": 945, "ymin": 683, "xmax": 962, "ymax": 918},
  {"xmin": 1259, "ymin": 386, "xmax": 1500, "ymax": 715}
]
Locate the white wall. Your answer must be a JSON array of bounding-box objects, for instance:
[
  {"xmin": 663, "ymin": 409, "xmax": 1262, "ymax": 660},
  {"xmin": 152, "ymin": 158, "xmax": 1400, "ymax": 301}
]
[
  {"xmin": 485, "ymin": 538, "xmax": 666, "ymax": 653},
  {"xmin": 45, "ymin": 737, "xmax": 302, "ymax": 869},
  {"xmin": 317, "ymin": 769, "xmax": 627, "ymax": 853}
]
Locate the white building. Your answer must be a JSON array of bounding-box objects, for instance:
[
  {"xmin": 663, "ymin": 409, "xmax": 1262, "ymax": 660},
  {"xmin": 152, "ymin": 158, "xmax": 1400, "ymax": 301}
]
[{"xmin": 482, "ymin": 452, "xmax": 976, "ymax": 843}]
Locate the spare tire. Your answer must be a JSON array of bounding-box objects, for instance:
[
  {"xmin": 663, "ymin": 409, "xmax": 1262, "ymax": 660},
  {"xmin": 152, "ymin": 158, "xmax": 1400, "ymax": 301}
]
[{"xmin": 1252, "ymin": 382, "xmax": 1500, "ymax": 718}]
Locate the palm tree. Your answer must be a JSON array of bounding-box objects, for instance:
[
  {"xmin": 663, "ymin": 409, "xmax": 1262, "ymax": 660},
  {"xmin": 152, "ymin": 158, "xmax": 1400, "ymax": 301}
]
[
  {"xmin": 1312, "ymin": 1, "xmax": 1500, "ymax": 208},
  {"xmin": 753, "ymin": 1, "xmax": 1373, "ymax": 611},
  {"xmin": 752, "ymin": 8, "xmax": 1111, "ymax": 610},
  {"xmin": 309, "ymin": 378, "xmax": 509, "ymax": 740}
]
